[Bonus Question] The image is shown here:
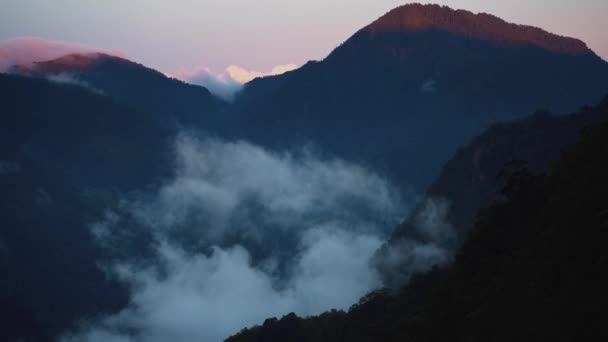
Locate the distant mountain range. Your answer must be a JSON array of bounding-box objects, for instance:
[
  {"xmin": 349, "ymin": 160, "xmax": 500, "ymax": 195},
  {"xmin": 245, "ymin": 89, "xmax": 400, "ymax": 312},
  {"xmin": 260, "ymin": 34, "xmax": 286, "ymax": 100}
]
[{"xmin": 1, "ymin": 3, "xmax": 608, "ymax": 342}]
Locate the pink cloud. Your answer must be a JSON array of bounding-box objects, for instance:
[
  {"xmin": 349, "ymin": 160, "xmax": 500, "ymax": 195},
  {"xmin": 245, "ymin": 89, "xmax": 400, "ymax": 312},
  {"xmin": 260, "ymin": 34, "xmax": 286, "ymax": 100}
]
[
  {"xmin": 166, "ymin": 66, "xmax": 241, "ymax": 101},
  {"xmin": 0, "ymin": 36, "xmax": 126, "ymax": 72},
  {"xmin": 168, "ymin": 64, "xmax": 298, "ymax": 101},
  {"xmin": 225, "ymin": 64, "xmax": 298, "ymax": 84}
]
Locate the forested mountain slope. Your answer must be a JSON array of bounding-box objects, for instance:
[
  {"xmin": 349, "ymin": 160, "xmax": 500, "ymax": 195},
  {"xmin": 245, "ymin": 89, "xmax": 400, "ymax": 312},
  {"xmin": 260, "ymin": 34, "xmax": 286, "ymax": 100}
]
[
  {"xmin": 227, "ymin": 99, "xmax": 608, "ymax": 342},
  {"xmin": 234, "ymin": 3, "xmax": 608, "ymax": 192}
]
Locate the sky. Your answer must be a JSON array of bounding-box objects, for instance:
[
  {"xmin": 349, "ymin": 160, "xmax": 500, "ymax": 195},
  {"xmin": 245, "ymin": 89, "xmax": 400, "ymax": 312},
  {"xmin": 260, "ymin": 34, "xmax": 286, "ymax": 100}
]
[{"xmin": 1, "ymin": 0, "xmax": 607, "ymax": 77}]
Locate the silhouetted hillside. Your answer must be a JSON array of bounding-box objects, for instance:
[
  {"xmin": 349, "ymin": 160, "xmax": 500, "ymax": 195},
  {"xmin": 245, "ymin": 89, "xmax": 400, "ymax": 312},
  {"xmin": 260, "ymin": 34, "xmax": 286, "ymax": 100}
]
[
  {"xmin": 10, "ymin": 53, "xmax": 226, "ymax": 129},
  {"xmin": 235, "ymin": 3, "xmax": 608, "ymax": 193},
  {"xmin": 0, "ymin": 73, "xmax": 175, "ymax": 189},
  {"xmin": 0, "ymin": 73, "xmax": 172, "ymax": 341},
  {"xmin": 226, "ymin": 97, "xmax": 608, "ymax": 342},
  {"xmin": 379, "ymin": 97, "xmax": 608, "ymax": 286}
]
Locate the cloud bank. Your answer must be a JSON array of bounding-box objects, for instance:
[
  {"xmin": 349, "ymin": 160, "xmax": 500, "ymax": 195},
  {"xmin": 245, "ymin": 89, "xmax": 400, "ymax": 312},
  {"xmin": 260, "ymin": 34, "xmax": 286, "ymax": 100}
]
[
  {"xmin": 377, "ymin": 197, "xmax": 458, "ymax": 287},
  {"xmin": 45, "ymin": 73, "xmax": 104, "ymax": 94},
  {"xmin": 169, "ymin": 64, "xmax": 297, "ymax": 101},
  {"xmin": 224, "ymin": 64, "xmax": 298, "ymax": 84},
  {"xmin": 64, "ymin": 135, "xmax": 403, "ymax": 342},
  {"xmin": 0, "ymin": 36, "xmax": 125, "ymax": 72},
  {"xmin": 0, "ymin": 161, "xmax": 21, "ymax": 175}
]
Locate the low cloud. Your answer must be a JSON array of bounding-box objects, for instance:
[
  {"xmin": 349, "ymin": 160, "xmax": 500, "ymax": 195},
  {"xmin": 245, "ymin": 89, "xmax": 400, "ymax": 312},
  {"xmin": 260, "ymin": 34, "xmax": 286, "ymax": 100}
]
[
  {"xmin": 46, "ymin": 73, "xmax": 104, "ymax": 94},
  {"xmin": 129, "ymin": 135, "xmax": 402, "ymax": 245},
  {"xmin": 420, "ymin": 79, "xmax": 436, "ymax": 93},
  {"xmin": 0, "ymin": 36, "xmax": 125, "ymax": 72},
  {"xmin": 64, "ymin": 135, "xmax": 403, "ymax": 342},
  {"xmin": 377, "ymin": 197, "xmax": 457, "ymax": 287},
  {"xmin": 411, "ymin": 197, "xmax": 457, "ymax": 246},
  {"xmin": 0, "ymin": 161, "xmax": 21, "ymax": 175},
  {"xmin": 169, "ymin": 64, "xmax": 297, "ymax": 101},
  {"xmin": 65, "ymin": 232, "xmax": 382, "ymax": 342},
  {"xmin": 224, "ymin": 64, "xmax": 298, "ymax": 84}
]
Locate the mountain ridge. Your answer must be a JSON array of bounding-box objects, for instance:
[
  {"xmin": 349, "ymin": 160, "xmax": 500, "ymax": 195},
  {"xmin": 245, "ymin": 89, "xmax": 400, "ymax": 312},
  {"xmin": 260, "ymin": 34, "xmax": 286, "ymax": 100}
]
[
  {"xmin": 360, "ymin": 3, "xmax": 591, "ymax": 55},
  {"xmin": 234, "ymin": 3, "xmax": 608, "ymax": 193},
  {"xmin": 8, "ymin": 52, "xmax": 228, "ymax": 133}
]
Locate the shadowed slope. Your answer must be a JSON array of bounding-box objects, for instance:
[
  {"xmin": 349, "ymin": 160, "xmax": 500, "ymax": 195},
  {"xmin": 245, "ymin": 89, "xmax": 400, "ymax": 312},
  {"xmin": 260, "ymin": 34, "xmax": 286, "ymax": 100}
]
[
  {"xmin": 0, "ymin": 74, "xmax": 173, "ymax": 341},
  {"xmin": 10, "ymin": 53, "xmax": 226, "ymax": 130},
  {"xmin": 226, "ymin": 94, "xmax": 608, "ymax": 342},
  {"xmin": 235, "ymin": 4, "xmax": 608, "ymax": 193},
  {"xmin": 379, "ymin": 96, "xmax": 608, "ymax": 286}
]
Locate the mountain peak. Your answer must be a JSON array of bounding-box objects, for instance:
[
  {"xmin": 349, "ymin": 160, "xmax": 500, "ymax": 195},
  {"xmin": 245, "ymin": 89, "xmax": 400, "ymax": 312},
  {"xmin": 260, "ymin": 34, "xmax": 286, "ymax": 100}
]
[
  {"xmin": 363, "ymin": 3, "xmax": 590, "ymax": 55},
  {"xmin": 7, "ymin": 52, "xmax": 138, "ymax": 75},
  {"xmin": 35, "ymin": 52, "xmax": 141, "ymax": 72}
]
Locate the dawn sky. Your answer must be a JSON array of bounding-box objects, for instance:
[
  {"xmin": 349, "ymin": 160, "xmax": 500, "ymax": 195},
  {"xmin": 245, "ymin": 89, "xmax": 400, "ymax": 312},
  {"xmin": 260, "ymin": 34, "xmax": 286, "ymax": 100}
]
[{"xmin": 1, "ymin": 0, "xmax": 607, "ymax": 75}]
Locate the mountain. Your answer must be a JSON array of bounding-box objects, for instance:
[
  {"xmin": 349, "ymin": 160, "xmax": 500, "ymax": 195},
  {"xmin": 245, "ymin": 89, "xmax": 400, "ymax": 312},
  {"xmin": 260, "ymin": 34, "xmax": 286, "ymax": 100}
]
[
  {"xmin": 0, "ymin": 73, "xmax": 172, "ymax": 341},
  {"xmin": 378, "ymin": 96, "xmax": 608, "ymax": 286},
  {"xmin": 226, "ymin": 95, "xmax": 608, "ymax": 342},
  {"xmin": 0, "ymin": 72, "xmax": 176, "ymax": 189},
  {"xmin": 234, "ymin": 3, "xmax": 608, "ymax": 193},
  {"xmin": 3, "ymin": 4, "xmax": 608, "ymax": 341},
  {"xmin": 10, "ymin": 53, "xmax": 226, "ymax": 130}
]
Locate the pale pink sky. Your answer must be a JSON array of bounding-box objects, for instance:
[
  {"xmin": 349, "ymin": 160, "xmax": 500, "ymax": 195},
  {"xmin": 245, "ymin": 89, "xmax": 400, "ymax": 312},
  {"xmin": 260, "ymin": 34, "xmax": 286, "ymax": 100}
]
[{"xmin": 1, "ymin": 0, "xmax": 606, "ymax": 74}]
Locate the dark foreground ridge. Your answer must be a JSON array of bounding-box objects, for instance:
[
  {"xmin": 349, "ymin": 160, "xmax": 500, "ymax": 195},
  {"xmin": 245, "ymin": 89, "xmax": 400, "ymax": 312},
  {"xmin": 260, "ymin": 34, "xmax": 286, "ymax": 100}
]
[
  {"xmin": 227, "ymin": 98, "xmax": 608, "ymax": 341},
  {"xmin": 377, "ymin": 97, "xmax": 608, "ymax": 287}
]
